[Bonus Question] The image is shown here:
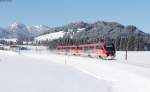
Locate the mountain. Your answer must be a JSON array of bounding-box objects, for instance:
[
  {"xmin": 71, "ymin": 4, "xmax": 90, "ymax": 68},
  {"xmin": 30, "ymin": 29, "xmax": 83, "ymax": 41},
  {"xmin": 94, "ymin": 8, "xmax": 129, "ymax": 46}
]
[
  {"xmin": 28, "ymin": 25, "xmax": 51, "ymax": 37},
  {"xmin": 41, "ymin": 21, "xmax": 150, "ymax": 51},
  {"xmin": 0, "ymin": 27, "xmax": 10, "ymax": 38},
  {"xmin": 7, "ymin": 23, "xmax": 31, "ymax": 40},
  {"xmin": 0, "ymin": 23, "xmax": 52, "ymax": 41},
  {"xmin": 71, "ymin": 21, "xmax": 148, "ymax": 40},
  {"xmin": 39, "ymin": 21, "xmax": 149, "ymax": 41},
  {"xmin": 0, "ymin": 21, "xmax": 150, "ymax": 50}
]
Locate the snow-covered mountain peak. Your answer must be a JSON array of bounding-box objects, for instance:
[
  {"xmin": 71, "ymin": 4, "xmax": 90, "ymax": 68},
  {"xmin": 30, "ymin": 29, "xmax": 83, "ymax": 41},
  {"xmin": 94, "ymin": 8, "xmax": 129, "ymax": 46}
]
[
  {"xmin": 10, "ymin": 22, "xmax": 19, "ymax": 28},
  {"xmin": 9, "ymin": 22, "xmax": 26, "ymax": 29},
  {"xmin": 5, "ymin": 22, "xmax": 31, "ymax": 40}
]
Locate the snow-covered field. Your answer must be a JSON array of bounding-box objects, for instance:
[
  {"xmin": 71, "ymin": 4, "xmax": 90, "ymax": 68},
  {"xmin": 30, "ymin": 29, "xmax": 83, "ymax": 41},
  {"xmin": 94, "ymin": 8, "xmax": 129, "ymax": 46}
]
[{"xmin": 0, "ymin": 48, "xmax": 150, "ymax": 92}]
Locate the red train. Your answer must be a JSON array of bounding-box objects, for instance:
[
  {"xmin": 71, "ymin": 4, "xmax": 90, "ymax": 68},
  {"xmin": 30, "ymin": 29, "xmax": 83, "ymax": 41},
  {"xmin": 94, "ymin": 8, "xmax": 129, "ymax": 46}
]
[{"xmin": 57, "ymin": 42, "xmax": 116, "ymax": 59}]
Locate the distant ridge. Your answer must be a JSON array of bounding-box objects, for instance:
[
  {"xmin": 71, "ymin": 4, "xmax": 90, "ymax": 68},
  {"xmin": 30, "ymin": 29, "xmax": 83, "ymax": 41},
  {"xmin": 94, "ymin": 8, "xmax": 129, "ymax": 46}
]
[{"xmin": 0, "ymin": 21, "xmax": 150, "ymax": 50}]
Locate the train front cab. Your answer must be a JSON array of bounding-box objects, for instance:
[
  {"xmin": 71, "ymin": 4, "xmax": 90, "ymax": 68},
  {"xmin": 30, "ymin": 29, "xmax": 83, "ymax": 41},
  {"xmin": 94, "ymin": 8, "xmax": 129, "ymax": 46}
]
[{"xmin": 103, "ymin": 43, "xmax": 116, "ymax": 60}]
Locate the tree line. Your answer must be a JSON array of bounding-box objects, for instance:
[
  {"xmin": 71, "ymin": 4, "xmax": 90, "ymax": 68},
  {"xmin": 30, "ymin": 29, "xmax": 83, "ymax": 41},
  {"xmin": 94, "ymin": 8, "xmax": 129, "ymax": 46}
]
[{"xmin": 36, "ymin": 34, "xmax": 150, "ymax": 51}]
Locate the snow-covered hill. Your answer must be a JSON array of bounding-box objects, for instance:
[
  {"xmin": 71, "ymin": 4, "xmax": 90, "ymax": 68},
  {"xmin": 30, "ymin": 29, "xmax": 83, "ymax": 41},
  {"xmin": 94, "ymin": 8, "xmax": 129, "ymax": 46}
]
[
  {"xmin": 28, "ymin": 25, "xmax": 51, "ymax": 37},
  {"xmin": 35, "ymin": 31, "xmax": 65, "ymax": 41}
]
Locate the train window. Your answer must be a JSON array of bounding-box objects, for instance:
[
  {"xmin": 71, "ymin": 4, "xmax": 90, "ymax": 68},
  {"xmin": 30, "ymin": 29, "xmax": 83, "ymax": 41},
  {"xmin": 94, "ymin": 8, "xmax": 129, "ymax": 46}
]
[
  {"xmin": 79, "ymin": 47, "xmax": 82, "ymax": 50},
  {"xmin": 84, "ymin": 47, "xmax": 89, "ymax": 51},
  {"xmin": 105, "ymin": 44, "xmax": 115, "ymax": 51},
  {"xmin": 76, "ymin": 46, "xmax": 82, "ymax": 50},
  {"xmin": 89, "ymin": 46, "xmax": 94, "ymax": 50},
  {"xmin": 96, "ymin": 46, "xmax": 102, "ymax": 50}
]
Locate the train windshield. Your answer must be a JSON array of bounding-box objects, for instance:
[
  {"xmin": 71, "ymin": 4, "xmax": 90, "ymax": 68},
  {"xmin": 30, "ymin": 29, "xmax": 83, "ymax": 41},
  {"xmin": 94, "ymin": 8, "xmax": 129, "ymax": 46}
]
[{"xmin": 105, "ymin": 44, "xmax": 115, "ymax": 51}]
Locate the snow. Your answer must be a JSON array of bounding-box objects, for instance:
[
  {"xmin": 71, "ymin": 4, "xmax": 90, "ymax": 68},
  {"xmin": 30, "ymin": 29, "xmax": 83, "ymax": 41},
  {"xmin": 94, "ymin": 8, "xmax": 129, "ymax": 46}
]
[
  {"xmin": 77, "ymin": 28, "xmax": 86, "ymax": 31},
  {"xmin": 35, "ymin": 31, "xmax": 64, "ymax": 41},
  {"xmin": 0, "ymin": 50, "xmax": 111, "ymax": 92},
  {"xmin": 33, "ymin": 25, "xmax": 44, "ymax": 29},
  {"xmin": 28, "ymin": 25, "xmax": 51, "ymax": 37},
  {"xmin": 10, "ymin": 22, "xmax": 19, "ymax": 28},
  {"xmin": 0, "ymin": 49, "xmax": 150, "ymax": 92},
  {"xmin": 0, "ymin": 38, "xmax": 17, "ymax": 42}
]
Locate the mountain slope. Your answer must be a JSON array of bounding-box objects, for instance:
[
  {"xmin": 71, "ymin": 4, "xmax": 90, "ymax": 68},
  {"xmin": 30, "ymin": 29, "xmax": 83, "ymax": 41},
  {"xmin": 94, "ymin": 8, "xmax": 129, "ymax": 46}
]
[
  {"xmin": 35, "ymin": 31, "xmax": 65, "ymax": 41},
  {"xmin": 6, "ymin": 22, "xmax": 31, "ymax": 41},
  {"xmin": 28, "ymin": 25, "xmax": 51, "ymax": 37},
  {"xmin": 0, "ymin": 28, "xmax": 10, "ymax": 38},
  {"xmin": 43, "ymin": 21, "xmax": 150, "ymax": 50}
]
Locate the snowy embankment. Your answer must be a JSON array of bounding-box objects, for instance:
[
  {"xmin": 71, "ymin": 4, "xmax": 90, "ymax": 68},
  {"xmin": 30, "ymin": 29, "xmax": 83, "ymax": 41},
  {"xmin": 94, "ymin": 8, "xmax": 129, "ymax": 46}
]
[
  {"xmin": 0, "ymin": 50, "xmax": 111, "ymax": 92},
  {"xmin": 22, "ymin": 50, "xmax": 150, "ymax": 92}
]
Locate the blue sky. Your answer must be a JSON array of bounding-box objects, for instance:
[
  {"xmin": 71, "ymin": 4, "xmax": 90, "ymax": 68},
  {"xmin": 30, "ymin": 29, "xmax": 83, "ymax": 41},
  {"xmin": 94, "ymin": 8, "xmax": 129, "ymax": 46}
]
[{"xmin": 0, "ymin": 0, "xmax": 150, "ymax": 33}]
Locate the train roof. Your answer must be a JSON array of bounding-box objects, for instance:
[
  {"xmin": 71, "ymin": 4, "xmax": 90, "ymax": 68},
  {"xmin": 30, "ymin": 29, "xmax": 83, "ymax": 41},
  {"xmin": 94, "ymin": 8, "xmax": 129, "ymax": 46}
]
[{"xmin": 57, "ymin": 43, "xmax": 105, "ymax": 48}]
